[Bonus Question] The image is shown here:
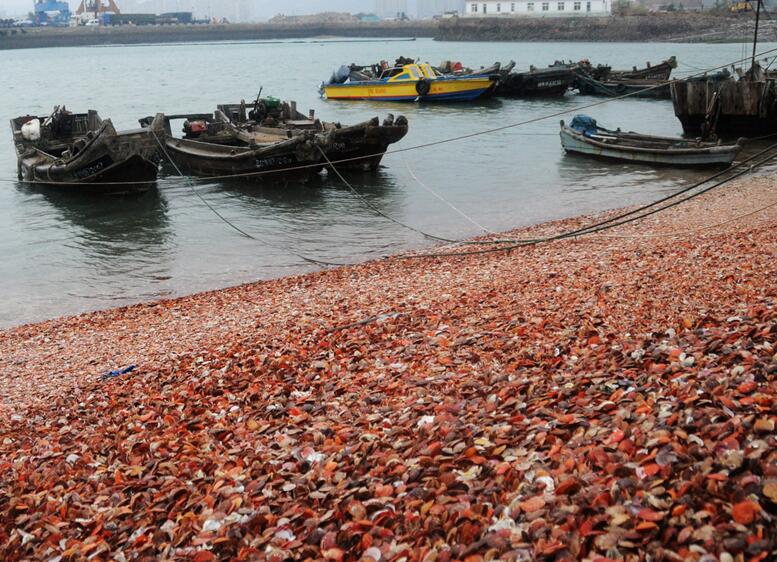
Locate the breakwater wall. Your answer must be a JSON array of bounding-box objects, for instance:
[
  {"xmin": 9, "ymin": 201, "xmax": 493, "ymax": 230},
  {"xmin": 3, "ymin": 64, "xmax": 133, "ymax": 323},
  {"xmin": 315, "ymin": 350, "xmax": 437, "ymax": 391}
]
[
  {"xmin": 0, "ymin": 21, "xmax": 436, "ymax": 51},
  {"xmin": 0, "ymin": 15, "xmax": 772, "ymax": 50},
  {"xmin": 437, "ymin": 14, "xmax": 777, "ymax": 43}
]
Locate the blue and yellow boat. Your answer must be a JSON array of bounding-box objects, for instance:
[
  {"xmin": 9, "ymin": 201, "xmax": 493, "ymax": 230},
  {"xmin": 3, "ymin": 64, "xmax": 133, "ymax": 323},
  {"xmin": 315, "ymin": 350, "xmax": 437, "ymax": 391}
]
[{"xmin": 321, "ymin": 63, "xmax": 496, "ymax": 103}]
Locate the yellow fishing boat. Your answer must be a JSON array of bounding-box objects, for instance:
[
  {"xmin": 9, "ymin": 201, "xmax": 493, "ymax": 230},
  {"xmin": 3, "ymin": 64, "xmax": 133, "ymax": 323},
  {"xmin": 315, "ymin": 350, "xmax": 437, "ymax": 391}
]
[{"xmin": 321, "ymin": 63, "xmax": 496, "ymax": 102}]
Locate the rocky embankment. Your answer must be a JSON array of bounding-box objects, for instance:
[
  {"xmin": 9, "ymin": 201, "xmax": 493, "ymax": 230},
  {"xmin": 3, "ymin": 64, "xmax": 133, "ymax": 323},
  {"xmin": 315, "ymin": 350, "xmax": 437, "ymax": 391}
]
[
  {"xmin": 0, "ymin": 14, "xmax": 774, "ymax": 50},
  {"xmin": 0, "ymin": 174, "xmax": 775, "ymax": 560},
  {"xmin": 437, "ymin": 13, "xmax": 777, "ymax": 42},
  {"xmin": 0, "ymin": 21, "xmax": 436, "ymax": 50}
]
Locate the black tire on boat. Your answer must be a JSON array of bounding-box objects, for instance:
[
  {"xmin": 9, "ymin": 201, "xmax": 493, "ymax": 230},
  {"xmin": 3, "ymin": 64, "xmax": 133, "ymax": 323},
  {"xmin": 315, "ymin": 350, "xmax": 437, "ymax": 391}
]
[{"xmin": 416, "ymin": 79, "xmax": 431, "ymax": 97}]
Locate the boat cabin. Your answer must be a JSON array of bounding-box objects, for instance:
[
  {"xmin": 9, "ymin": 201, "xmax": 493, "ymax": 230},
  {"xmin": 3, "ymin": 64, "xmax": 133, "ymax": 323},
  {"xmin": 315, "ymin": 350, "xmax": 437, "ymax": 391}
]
[
  {"xmin": 11, "ymin": 108, "xmax": 103, "ymax": 158},
  {"xmin": 380, "ymin": 64, "xmax": 440, "ymax": 82}
]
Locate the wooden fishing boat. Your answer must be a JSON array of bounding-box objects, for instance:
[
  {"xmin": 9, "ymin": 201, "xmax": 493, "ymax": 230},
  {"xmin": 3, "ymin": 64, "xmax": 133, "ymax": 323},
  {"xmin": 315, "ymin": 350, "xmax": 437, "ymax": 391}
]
[
  {"xmin": 321, "ymin": 63, "xmax": 496, "ymax": 102},
  {"xmin": 10, "ymin": 107, "xmax": 163, "ymax": 193},
  {"xmin": 438, "ymin": 60, "xmax": 574, "ymax": 97},
  {"xmin": 672, "ymin": 2, "xmax": 777, "ymax": 137},
  {"xmin": 143, "ymin": 98, "xmax": 409, "ymax": 172},
  {"xmin": 495, "ymin": 64, "xmax": 575, "ymax": 98},
  {"xmin": 672, "ymin": 64, "xmax": 777, "ymax": 137},
  {"xmin": 607, "ymin": 57, "xmax": 677, "ymax": 81},
  {"xmin": 216, "ymin": 98, "xmax": 409, "ymax": 171},
  {"xmin": 150, "ymin": 113, "xmax": 330, "ymax": 183},
  {"xmin": 573, "ymin": 72, "xmax": 672, "ymax": 99},
  {"xmin": 560, "ymin": 115, "xmax": 742, "ymax": 167}
]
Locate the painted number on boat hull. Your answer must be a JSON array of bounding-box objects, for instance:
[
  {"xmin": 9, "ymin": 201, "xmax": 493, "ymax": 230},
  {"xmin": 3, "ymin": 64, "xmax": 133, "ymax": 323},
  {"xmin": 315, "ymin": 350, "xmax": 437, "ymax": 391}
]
[
  {"xmin": 255, "ymin": 155, "xmax": 296, "ymax": 170},
  {"xmin": 73, "ymin": 155, "xmax": 114, "ymax": 180},
  {"xmin": 536, "ymin": 80, "xmax": 567, "ymax": 88}
]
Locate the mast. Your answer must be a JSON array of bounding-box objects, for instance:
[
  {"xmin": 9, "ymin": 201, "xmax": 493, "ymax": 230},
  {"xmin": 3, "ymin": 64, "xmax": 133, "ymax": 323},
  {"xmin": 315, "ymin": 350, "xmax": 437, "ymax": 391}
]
[{"xmin": 752, "ymin": 0, "xmax": 762, "ymax": 70}]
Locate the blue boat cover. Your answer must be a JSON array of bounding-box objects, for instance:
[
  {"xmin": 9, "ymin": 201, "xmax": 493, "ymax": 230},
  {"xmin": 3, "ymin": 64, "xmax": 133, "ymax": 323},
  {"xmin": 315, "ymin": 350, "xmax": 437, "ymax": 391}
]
[{"xmin": 570, "ymin": 114, "xmax": 598, "ymax": 136}]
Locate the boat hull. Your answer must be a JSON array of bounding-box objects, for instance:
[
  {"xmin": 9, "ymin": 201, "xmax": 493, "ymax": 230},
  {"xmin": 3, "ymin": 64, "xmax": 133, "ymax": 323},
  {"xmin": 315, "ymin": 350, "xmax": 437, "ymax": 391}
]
[
  {"xmin": 322, "ymin": 77, "xmax": 493, "ymax": 102},
  {"xmin": 560, "ymin": 126, "xmax": 739, "ymax": 167},
  {"xmin": 13, "ymin": 115, "xmax": 163, "ymax": 194},
  {"xmin": 326, "ymin": 118, "xmax": 409, "ymax": 170},
  {"xmin": 575, "ymin": 76, "xmax": 671, "ymax": 99},
  {"xmin": 671, "ymin": 76, "xmax": 777, "ymax": 136},
  {"xmin": 19, "ymin": 154, "xmax": 159, "ymax": 194},
  {"xmin": 161, "ymin": 135, "xmax": 326, "ymax": 183},
  {"xmin": 495, "ymin": 69, "xmax": 575, "ymax": 98}
]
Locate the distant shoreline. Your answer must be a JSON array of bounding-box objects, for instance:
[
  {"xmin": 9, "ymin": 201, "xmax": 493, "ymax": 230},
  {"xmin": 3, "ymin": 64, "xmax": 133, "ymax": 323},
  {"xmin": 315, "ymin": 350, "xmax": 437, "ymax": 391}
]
[
  {"xmin": 0, "ymin": 22, "xmax": 436, "ymax": 51},
  {"xmin": 0, "ymin": 15, "xmax": 770, "ymax": 50}
]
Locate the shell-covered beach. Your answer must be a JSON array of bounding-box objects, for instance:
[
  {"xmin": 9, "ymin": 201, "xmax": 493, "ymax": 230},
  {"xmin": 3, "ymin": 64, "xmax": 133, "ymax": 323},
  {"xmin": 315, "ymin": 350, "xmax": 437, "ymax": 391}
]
[{"xmin": 1, "ymin": 175, "xmax": 775, "ymax": 560}]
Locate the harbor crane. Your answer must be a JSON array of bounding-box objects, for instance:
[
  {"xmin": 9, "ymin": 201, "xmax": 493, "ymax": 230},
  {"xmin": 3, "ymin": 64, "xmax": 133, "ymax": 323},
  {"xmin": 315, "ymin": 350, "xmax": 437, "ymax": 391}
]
[{"xmin": 75, "ymin": 0, "xmax": 121, "ymax": 17}]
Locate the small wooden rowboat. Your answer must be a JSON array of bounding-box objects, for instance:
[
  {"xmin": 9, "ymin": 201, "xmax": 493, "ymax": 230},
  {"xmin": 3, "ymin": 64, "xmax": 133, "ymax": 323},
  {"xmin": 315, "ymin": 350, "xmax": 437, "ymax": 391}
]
[{"xmin": 559, "ymin": 115, "xmax": 742, "ymax": 167}]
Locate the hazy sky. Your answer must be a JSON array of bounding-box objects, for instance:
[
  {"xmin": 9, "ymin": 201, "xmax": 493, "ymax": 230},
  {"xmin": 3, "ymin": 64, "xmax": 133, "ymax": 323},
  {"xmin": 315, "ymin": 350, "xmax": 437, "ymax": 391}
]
[{"xmin": 0, "ymin": 1, "xmax": 386, "ymax": 17}]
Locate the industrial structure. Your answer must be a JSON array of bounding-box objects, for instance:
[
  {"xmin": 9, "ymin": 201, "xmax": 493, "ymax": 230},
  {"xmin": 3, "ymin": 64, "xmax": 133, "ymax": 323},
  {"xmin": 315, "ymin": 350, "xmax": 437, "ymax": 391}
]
[
  {"xmin": 76, "ymin": 0, "xmax": 122, "ymax": 16},
  {"xmin": 33, "ymin": 0, "xmax": 70, "ymax": 26}
]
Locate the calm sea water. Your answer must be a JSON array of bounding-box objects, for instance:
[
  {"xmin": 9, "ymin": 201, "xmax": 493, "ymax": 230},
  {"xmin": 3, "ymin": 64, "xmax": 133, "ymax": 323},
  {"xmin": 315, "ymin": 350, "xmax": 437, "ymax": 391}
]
[{"xmin": 0, "ymin": 38, "xmax": 773, "ymax": 328}]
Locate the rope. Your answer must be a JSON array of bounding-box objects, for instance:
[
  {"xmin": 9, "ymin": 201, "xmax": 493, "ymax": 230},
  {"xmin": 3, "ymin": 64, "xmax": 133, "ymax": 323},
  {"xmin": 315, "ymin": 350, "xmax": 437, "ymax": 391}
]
[
  {"xmin": 402, "ymin": 152, "xmax": 497, "ymax": 235},
  {"xmin": 10, "ymin": 44, "xmax": 777, "ymax": 188},
  {"xmin": 394, "ymin": 144, "xmax": 777, "ymax": 260},
  {"xmin": 150, "ymin": 130, "xmax": 348, "ymax": 268},
  {"xmin": 593, "ymin": 197, "xmax": 777, "ymax": 239},
  {"xmin": 453, "ymin": 138, "xmax": 777, "ymax": 246},
  {"xmin": 317, "ymin": 145, "xmax": 456, "ymax": 243}
]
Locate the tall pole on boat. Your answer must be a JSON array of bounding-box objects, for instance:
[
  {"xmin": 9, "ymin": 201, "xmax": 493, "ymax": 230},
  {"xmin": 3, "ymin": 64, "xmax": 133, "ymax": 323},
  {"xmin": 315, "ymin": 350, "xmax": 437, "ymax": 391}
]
[{"xmin": 752, "ymin": 0, "xmax": 762, "ymax": 71}]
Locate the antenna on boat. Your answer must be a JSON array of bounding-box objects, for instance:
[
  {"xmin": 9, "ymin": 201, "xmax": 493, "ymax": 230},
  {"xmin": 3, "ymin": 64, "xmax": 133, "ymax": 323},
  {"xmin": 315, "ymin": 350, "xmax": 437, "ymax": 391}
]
[{"xmin": 752, "ymin": 0, "xmax": 762, "ymax": 71}]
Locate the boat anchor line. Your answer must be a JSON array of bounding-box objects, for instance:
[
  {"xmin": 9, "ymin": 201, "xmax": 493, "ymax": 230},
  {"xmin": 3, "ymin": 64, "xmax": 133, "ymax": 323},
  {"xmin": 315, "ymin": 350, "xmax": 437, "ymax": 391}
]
[
  {"xmin": 317, "ymin": 146, "xmax": 457, "ymax": 244},
  {"xmin": 396, "ymin": 141, "xmax": 777, "ymax": 261},
  {"xmin": 148, "ymin": 130, "xmax": 348, "ymax": 268},
  {"xmin": 401, "ymin": 152, "xmax": 498, "ymax": 236}
]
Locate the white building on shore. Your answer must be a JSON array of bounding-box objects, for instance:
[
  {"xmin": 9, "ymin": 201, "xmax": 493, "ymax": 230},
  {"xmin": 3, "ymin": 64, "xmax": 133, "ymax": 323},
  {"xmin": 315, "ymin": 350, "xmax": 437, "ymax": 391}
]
[{"xmin": 464, "ymin": 0, "xmax": 611, "ymax": 16}]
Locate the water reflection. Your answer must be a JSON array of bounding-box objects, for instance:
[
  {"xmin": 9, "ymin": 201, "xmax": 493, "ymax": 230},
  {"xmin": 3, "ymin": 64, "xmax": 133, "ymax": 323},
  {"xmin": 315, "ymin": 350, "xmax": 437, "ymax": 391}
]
[
  {"xmin": 557, "ymin": 150, "xmax": 711, "ymax": 196},
  {"xmin": 17, "ymin": 183, "xmax": 173, "ymax": 270}
]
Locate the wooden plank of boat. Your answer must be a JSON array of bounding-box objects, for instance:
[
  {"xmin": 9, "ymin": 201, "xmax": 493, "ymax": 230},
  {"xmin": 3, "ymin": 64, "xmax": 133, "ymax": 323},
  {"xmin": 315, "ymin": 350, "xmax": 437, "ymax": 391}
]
[
  {"xmin": 215, "ymin": 101, "xmax": 409, "ymax": 171},
  {"xmin": 574, "ymin": 72, "xmax": 672, "ymax": 99},
  {"xmin": 559, "ymin": 119, "xmax": 741, "ymax": 167},
  {"xmin": 159, "ymin": 122, "xmax": 328, "ymax": 182},
  {"xmin": 609, "ymin": 56, "xmax": 677, "ymax": 81}
]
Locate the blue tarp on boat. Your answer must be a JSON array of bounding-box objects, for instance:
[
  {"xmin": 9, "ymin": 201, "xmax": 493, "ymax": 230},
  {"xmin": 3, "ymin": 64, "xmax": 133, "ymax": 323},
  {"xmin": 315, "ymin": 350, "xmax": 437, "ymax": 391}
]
[{"xmin": 570, "ymin": 115, "xmax": 598, "ymax": 137}]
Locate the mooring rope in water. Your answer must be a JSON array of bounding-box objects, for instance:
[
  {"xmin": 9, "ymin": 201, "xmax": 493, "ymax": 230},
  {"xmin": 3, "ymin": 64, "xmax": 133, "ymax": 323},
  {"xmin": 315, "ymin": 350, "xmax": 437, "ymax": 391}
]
[
  {"xmin": 395, "ymin": 141, "xmax": 777, "ymax": 259},
  {"xmin": 316, "ymin": 145, "xmax": 457, "ymax": 243},
  {"xmin": 8, "ymin": 44, "xmax": 777, "ymax": 188},
  {"xmin": 149, "ymin": 130, "xmax": 348, "ymax": 268},
  {"xmin": 401, "ymin": 152, "xmax": 498, "ymax": 235}
]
